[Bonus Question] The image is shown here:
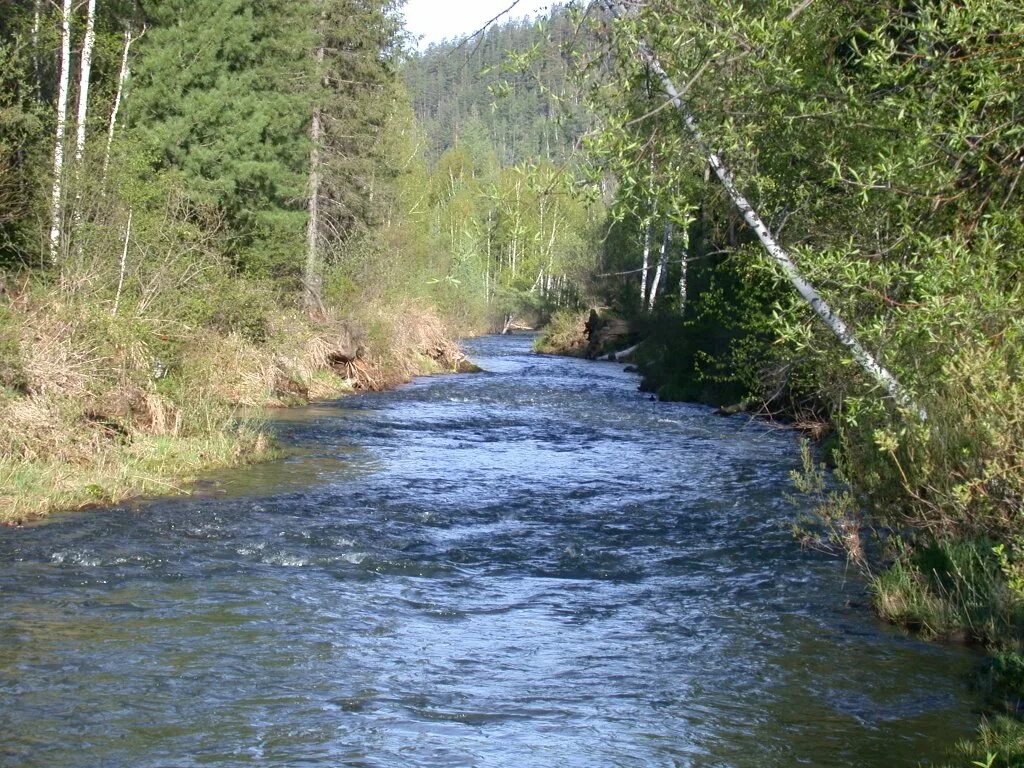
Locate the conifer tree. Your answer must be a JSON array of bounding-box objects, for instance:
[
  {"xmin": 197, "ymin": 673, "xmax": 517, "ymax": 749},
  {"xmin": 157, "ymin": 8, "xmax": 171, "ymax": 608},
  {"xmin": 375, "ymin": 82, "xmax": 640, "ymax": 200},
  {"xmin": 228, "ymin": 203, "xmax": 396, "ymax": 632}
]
[{"xmin": 129, "ymin": 0, "xmax": 314, "ymax": 275}]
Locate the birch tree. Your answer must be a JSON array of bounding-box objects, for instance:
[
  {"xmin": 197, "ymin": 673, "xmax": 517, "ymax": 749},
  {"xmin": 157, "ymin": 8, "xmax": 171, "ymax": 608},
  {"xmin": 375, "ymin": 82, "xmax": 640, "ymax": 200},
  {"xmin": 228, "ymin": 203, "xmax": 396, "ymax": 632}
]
[
  {"xmin": 638, "ymin": 214, "xmax": 651, "ymax": 307},
  {"xmin": 70, "ymin": 0, "xmax": 98, "ymax": 245},
  {"xmin": 304, "ymin": 10, "xmax": 326, "ymax": 313},
  {"xmin": 101, "ymin": 27, "xmax": 136, "ymax": 189},
  {"xmin": 31, "ymin": 0, "xmax": 42, "ymax": 96},
  {"xmin": 647, "ymin": 219, "xmax": 672, "ymax": 311},
  {"xmin": 601, "ymin": 0, "xmax": 924, "ymax": 418},
  {"xmin": 677, "ymin": 224, "xmax": 688, "ymax": 310},
  {"xmin": 48, "ymin": 0, "xmax": 73, "ymax": 263}
]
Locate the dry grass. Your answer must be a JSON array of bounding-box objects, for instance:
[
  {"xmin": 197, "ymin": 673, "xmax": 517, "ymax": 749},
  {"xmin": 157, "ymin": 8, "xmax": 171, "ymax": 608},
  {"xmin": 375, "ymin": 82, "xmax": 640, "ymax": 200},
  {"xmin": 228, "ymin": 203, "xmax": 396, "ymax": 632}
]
[
  {"xmin": 0, "ymin": 288, "xmax": 467, "ymax": 524},
  {"xmin": 534, "ymin": 309, "xmax": 590, "ymax": 356},
  {"xmin": 353, "ymin": 302, "xmax": 470, "ymax": 391}
]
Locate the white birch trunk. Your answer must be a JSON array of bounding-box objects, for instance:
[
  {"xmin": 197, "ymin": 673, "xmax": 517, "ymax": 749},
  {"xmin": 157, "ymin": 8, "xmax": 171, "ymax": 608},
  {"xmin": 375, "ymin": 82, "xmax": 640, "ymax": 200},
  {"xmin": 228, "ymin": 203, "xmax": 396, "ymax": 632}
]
[
  {"xmin": 679, "ymin": 224, "xmax": 689, "ymax": 311},
  {"xmin": 485, "ymin": 223, "xmax": 492, "ymax": 304},
  {"xmin": 529, "ymin": 268, "xmax": 544, "ymax": 294},
  {"xmin": 605, "ymin": 0, "xmax": 924, "ymax": 418},
  {"xmin": 31, "ymin": 0, "xmax": 42, "ymax": 95},
  {"xmin": 639, "ymin": 216, "xmax": 652, "ymax": 307},
  {"xmin": 48, "ymin": 0, "xmax": 73, "ymax": 263},
  {"xmin": 70, "ymin": 0, "xmax": 97, "ymax": 246},
  {"xmin": 112, "ymin": 209, "xmax": 132, "ymax": 316},
  {"xmin": 102, "ymin": 29, "xmax": 134, "ymax": 189},
  {"xmin": 648, "ymin": 220, "xmax": 673, "ymax": 311},
  {"xmin": 73, "ymin": 0, "xmax": 97, "ymax": 169}
]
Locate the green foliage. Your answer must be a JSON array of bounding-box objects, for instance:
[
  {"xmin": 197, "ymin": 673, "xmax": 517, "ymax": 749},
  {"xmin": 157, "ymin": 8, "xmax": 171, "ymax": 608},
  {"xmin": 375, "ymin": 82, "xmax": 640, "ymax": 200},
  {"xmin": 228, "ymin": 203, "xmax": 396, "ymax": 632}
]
[
  {"xmin": 317, "ymin": 0, "xmax": 403, "ymax": 236},
  {"xmin": 952, "ymin": 718, "xmax": 1024, "ymax": 768},
  {"xmin": 872, "ymin": 540, "xmax": 1022, "ymax": 644},
  {"xmin": 583, "ymin": 0, "xmax": 1024, "ymax": 561},
  {"xmin": 533, "ymin": 309, "xmax": 588, "ymax": 355},
  {"xmin": 130, "ymin": 0, "xmax": 314, "ymax": 276},
  {"xmin": 0, "ymin": 13, "xmax": 45, "ymax": 264},
  {"xmin": 403, "ymin": 11, "xmax": 587, "ymax": 166}
]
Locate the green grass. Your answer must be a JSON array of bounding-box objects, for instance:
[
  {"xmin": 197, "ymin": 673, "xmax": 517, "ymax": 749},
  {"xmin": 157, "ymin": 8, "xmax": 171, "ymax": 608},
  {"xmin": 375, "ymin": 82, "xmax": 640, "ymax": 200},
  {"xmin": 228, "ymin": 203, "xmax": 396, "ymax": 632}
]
[
  {"xmin": 0, "ymin": 425, "xmax": 273, "ymax": 524},
  {"xmin": 947, "ymin": 717, "xmax": 1024, "ymax": 767},
  {"xmin": 872, "ymin": 540, "xmax": 1024, "ymax": 645}
]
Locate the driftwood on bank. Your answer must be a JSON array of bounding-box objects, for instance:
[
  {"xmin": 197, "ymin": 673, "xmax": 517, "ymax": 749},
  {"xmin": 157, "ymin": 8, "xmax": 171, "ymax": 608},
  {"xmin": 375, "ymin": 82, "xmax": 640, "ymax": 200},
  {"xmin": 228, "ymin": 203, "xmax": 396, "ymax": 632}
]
[
  {"xmin": 602, "ymin": 342, "xmax": 642, "ymax": 362},
  {"xmin": 716, "ymin": 400, "xmax": 755, "ymax": 416}
]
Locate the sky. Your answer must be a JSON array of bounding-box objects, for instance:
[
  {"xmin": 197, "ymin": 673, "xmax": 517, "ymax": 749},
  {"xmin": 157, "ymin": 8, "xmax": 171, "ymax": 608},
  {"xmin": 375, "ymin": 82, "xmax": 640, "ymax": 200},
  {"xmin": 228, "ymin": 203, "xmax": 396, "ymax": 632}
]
[{"xmin": 402, "ymin": 0, "xmax": 556, "ymax": 48}]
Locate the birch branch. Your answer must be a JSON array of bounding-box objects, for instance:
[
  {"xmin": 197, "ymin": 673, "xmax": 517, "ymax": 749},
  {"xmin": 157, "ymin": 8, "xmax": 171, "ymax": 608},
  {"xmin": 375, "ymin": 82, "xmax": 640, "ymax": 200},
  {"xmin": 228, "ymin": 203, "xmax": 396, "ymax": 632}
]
[
  {"xmin": 603, "ymin": 0, "xmax": 925, "ymax": 419},
  {"xmin": 112, "ymin": 209, "xmax": 132, "ymax": 317},
  {"xmin": 102, "ymin": 27, "xmax": 136, "ymax": 190}
]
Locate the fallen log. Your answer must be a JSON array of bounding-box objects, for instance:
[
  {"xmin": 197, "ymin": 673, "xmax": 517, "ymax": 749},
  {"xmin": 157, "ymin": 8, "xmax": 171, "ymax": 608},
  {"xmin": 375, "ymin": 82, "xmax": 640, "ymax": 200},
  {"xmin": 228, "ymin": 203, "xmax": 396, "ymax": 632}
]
[
  {"xmin": 603, "ymin": 342, "xmax": 642, "ymax": 362},
  {"xmin": 716, "ymin": 400, "xmax": 755, "ymax": 416}
]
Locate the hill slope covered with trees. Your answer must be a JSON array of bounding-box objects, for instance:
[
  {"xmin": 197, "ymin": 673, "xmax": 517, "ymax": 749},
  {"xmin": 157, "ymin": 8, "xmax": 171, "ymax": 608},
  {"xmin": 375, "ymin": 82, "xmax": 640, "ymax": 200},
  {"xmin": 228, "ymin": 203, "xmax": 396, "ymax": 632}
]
[{"xmin": 403, "ymin": 9, "xmax": 587, "ymax": 166}]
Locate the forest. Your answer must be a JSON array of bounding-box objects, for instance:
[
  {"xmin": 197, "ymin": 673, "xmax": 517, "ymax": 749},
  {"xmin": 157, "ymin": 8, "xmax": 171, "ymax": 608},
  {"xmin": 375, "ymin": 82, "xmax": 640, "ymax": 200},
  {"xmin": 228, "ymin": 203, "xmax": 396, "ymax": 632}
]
[
  {"xmin": 0, "ymin": 0, "xmax": 598, "ymax": 520},
  {"xmin": 1, "ymin": 0, "xmax": 1023, "ymax": 763}
]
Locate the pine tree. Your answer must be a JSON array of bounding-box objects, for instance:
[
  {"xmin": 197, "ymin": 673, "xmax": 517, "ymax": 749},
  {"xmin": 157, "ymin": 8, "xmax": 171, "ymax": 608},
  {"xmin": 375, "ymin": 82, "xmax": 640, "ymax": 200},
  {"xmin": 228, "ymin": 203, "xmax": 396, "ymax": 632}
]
[{"xmin": 128, "ymin": 0, "xmax": 314, "ymax": 276}]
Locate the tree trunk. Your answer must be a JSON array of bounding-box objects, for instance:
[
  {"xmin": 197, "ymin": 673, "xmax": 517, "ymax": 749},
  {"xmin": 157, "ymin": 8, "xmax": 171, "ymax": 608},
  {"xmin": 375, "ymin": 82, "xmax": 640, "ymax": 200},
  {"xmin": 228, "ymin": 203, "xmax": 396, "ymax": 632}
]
[
  {"xmin": 112, "ymin": 209, "xmax": 132, "ymax": 316},
  {"xmin": 605, "ymin": 0, "xmax": 925, "ymax": 419},
  {"xmin": 73, "ymin": 0, "xmax": 97, "ymax": 170},
  {"xmin": 603, "ymin": 343, "xmax": 641, "ymax": 362},
  {"xmin": 304, "ymin": 21, "xmax": 326, "ymax": 313},
  {"xmin": 48, "ymin": 0, "xmax": 73, "ymax": 263},
  {"xmin": 648, "ymin": 219, "xmax": 673, "ymax": 311},
  {"xmin": 304, "ymin": 104, "xmax": 323, "ymax": 312},
  {"xmin": 639, "ymin": 215, "xmax": 652, "ymax": 307},
  {"xmin": 70, "ymin": 0, "xmax": 97, "ymax": 246},
  {"xmin": 678, "ymin": 223, "xmax": 689, "ymax": 312},
  {"xmin": 102, "ymin": 28, "xmax": 134, "ymax": 190}
]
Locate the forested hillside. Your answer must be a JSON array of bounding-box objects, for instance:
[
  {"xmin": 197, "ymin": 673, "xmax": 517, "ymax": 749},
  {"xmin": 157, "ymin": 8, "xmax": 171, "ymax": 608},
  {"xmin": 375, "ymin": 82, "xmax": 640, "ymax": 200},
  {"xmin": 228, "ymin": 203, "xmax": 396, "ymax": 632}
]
[
  {"xmin": 399, "ymin": 11, "xmax": 603, "ymax": 333},
  {"xmin": 403, "ymin": 9, "xmax": 586, "ymax": 165}
]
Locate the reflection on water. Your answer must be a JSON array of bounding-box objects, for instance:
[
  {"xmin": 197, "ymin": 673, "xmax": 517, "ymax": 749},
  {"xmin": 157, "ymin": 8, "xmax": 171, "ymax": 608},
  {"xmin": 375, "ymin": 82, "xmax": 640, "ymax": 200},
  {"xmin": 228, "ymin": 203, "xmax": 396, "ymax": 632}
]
[{"xmin": 0, "ymin": 334, "xmax": 980, "ymax": 767}]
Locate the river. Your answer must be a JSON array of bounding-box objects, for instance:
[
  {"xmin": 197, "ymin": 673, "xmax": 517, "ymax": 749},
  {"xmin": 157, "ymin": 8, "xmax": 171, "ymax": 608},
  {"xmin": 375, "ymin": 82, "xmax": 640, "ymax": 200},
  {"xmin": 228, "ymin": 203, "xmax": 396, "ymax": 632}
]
[{"xmin": 0, "ymin": 334, "xmax": 981, "ymax": 767}]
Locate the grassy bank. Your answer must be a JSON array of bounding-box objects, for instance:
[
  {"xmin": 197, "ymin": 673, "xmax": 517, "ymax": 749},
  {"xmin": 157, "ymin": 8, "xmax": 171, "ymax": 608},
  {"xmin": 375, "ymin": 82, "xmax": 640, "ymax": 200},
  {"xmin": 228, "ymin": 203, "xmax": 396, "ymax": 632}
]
[{"xmin": 0, "ymin": 276, "xmax": 472, "ymax": 525}]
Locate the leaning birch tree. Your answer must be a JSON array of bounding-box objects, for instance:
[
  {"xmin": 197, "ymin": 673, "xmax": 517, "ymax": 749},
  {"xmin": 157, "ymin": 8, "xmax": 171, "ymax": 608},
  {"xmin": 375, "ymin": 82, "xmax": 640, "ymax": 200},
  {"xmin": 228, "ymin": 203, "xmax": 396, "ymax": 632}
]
[
  {"xmin": 601, "ymin": 0, "xmax": 924, "ymax": 418},
  {"xmin": 102, "ymin": 27, "xmax": 137, "ymax": 189}
]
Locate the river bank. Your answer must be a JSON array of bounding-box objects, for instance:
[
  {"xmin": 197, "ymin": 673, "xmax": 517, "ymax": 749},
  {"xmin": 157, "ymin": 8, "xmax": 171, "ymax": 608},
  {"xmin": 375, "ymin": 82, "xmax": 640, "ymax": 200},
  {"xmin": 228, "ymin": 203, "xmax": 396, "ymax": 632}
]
[
  {"xmin": 536, "ymin": 311, "xmax": 1024, "ymax": 766},
  {"xmin": 0, "ymin": 283, "xmax": 475, "ymax": 526}
]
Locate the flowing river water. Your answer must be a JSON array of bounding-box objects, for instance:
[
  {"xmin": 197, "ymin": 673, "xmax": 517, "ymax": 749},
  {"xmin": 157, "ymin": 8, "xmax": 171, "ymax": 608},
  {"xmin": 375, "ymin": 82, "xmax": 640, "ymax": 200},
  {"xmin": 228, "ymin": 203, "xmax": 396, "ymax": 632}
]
[{"xmin": 0, "ymin": 334, "xmax": 982, "ymax": 767}]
